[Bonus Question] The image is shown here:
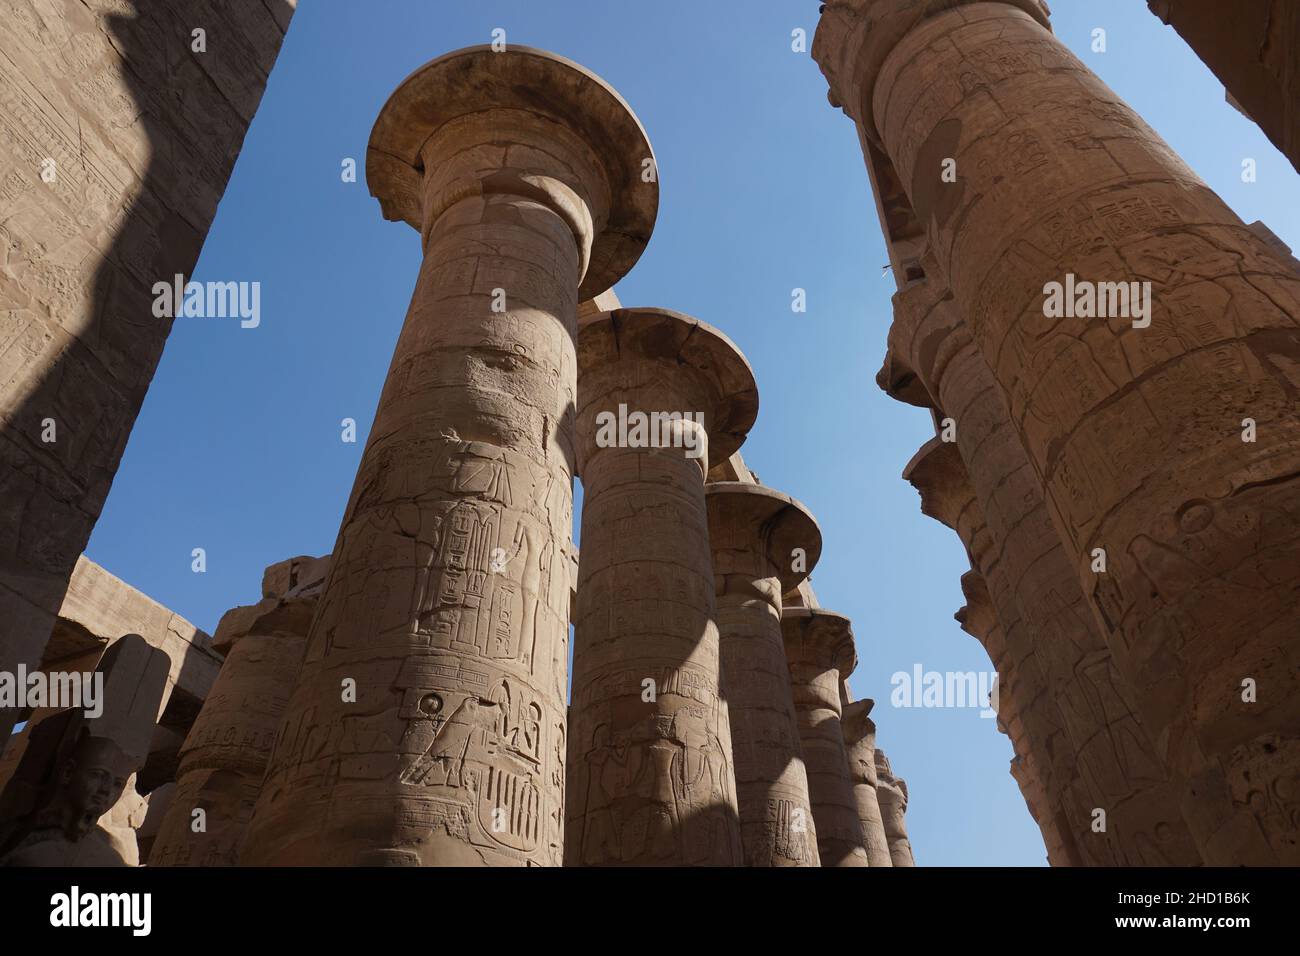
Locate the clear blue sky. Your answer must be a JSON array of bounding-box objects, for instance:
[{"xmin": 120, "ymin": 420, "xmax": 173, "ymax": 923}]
[{"xmin": 87, "ymin": 0, "xmax": 1300, "ymax": 865}]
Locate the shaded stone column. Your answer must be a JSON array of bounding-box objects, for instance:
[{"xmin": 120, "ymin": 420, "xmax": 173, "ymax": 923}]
[
  {"xmin": 817, "ymin": 0, "xmax": 1300, "ymax": 863},
  {"xmin": 706, "ymin": 482, "xmax": 822, "ymax": 866},
  {"xmin": 841, "ymin": 699, "xmax": 892, "ymax": 867},
  {"xmin": 566, "ymin": 308, "xmax": 756, "ymax": 865},
  {"xmin": 150, "ymin": 555, "xmax": 326, "ymax": 866},
  {"xmin": 241, "ymin": 46, "xmax": 656, "ymax": 866},
  {"xmin": 782, "ymin": 608, "xmax": 868, "ymax": 866},
  {"xmin": 874, "ymin": 748, "xmax": 915, "ymax": 867},
  {"xmin": 958, "ymin": 571, "xmax": 1080, "ymax": 866}
]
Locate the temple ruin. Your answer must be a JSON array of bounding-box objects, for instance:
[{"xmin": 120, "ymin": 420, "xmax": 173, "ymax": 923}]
[{"xmin": 0, "ymin": 0, "xmax": 1296, "ymax": 868}]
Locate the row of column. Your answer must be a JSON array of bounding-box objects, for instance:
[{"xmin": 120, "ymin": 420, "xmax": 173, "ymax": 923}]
[
  {"xmin": 813, "ymin": 0, "xmax": 1300, "ymax": 864},
  {"xmin": 144, "ymin": 45, "xmax": 913, "ymax": 867}
]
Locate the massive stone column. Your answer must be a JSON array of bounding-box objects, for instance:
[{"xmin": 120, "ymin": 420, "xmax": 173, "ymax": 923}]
[
  {"xmin": 566, "ymin": 308, "xmax": 756, "ymax": 866},
  {"xmin": 816, "ymin": 0, "xmax": 1300, "ymax": 864},
  {"xmin": 240, "ymin": 46, "xmax": 656, "ymax": 866},
  {"xmin": 781, "ymin": 608, "xmax": 869, "ymax": 866},
  {"xmin": 149, "ymin": 555, "xmax": 326, "ymax": 866},
  {"xmin": 0, "ymin": 1, "xmax": 296, "ymax": 750},
  {"xmin": 841, "ymin": 699, "xmax": 893, "ymax": 867},
  {"xmin": 706, "ymin": 482, "xmax": 822, "ymax": 866},
  {"xmin": 874, "ymin": 748, "xmax": 915, "ymax": 867}
]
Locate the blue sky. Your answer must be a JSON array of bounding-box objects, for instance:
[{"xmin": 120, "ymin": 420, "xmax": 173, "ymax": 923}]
[{"xmin": 87, "ymin": 0, "xmax": 1300, "ymax": 865}]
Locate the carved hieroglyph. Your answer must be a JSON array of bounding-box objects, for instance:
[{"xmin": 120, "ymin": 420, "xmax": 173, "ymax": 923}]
[
  {"xmin": 239, "ymin": 47, "xmax": 657, "ymax": 866},
  {"xmin": 566, "ymin": 308, "xmax": 757, "ymax": 866},
  {"xmin": 894, "ymin": 287, "xmax": 1201, "ymax": 866},
  {"xmin": 815, "ymin": 0, "xmax": 1300, "ymax": 864},
  {"xmin": 150, "ymin": 555, "xmax": 326, "ymax": 866},
  {"xmin": 706, "ymin": 482, "xmax": 823, "ymax": 866},
  {"xmin": 782, "ymin": 608, "xmax": 869, "ymax": 866},
  {"xmin": 0, "ymin": 2, "xmax": 294, "ymax": 748},
  {"xmin": 841, "ymin": 699, "xmax": 893, "ymax": 867},
  {"xmin": 874, "ymin": 748, "xmax": 915, "ymax": 867}
]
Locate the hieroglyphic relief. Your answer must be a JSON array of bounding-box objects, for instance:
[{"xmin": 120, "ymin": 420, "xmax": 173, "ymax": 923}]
[
  {"xmin": 240, "ymin": 44, "xmax": 659, "ymax": 867},
  {"xmin": 817, "ymin": 0, "xmax": 1300, "ymax": 864}
]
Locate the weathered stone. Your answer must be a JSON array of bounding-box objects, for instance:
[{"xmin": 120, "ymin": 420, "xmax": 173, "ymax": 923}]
[
  {"xmin": 782, "ymin": 608, "xmax": 869, "ymax": 866},
  {"xmin": 0, "ymin": 634, "xmax": 169, "ymax": 865},
  {"xmin": 0, "ymin": 556, "xmax": 219, "ymax": 799},
  {"xmin": 841, "ymin": 699, "xmax": 893, "ymax": 867},
  {"xmin": 149, "ymin": 555, "xmax": 327, "ymax": 866},
  {"xmin": 0, "ymin": 1, "xmax": 296, "ymax": 748},
  {"xmin": 706, "ymin": 481, "xmax": 822, "ymax": 866},
  {"xmin": 240, "ymin": 46, "xmax": 657, "ymax": 866},
  {"xmin": 1148, "ymin": 0, "xmax": 1300, "ymax": 174},
  {"xmin": 566, "ymin": 308, "xmax": 756, "ymax": 865},
  {"xmin": 816, "ymin": 0, "xmax": 1300, "ymax": 865},
  {"xmin": 874, "ymin": 747, "xmax": 915, "ymax": 867}
]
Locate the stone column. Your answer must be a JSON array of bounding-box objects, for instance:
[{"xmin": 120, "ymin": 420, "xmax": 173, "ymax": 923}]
[
  {"xmin": 149, "ymin": 555, "xmax": 326, "ymax": 866},
  {"xmin": 566, "ymin": 308, "xmax": 756, "ymax": 866},
  {"xmin": 240, "ymin": 46, "xmax": 656, "ymax": 867},
  {"xmin": 874, "ymin": 748, "xmax": 915, "ymax": 867},
  {"xmin": 706, "ymin": 482, "xmax": 822, "ymax": 866},
  {"xmin": 781, "ymin": 608, "xmax": 869, "ymax": 866},
  {"xmin": 816, "ymin": 0, "xmax": 1300, "ymax": 865},
  {"xmin": 841, "ymin": 699, "xmax": 892, "ymax": 867}
]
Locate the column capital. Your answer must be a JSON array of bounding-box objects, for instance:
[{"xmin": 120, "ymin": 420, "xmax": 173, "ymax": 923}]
[
  {"xmin": 781, "ymin": 607, "xmax": 857, "ymax": 678},
  {"xmin": 841, "ymin": 697, "xmax": 877, "ymax": 740},
  {"xmin": 813, "ymin": 0, "xmax": 1050, "ymax": 134},
  {"xmin": 875, "ymin": 749, "xmax": 908, "ymax": 810},
  {"xmin": 366, "ymin": 44, "xmax": 658, "ymax": 297},
  {"xmin": 577, "ymin": 307, "xmax": 758, "ymax": 472},
  {"xmin": 705, "ymin": 482, "xmax": 822, "ymax": 593}
]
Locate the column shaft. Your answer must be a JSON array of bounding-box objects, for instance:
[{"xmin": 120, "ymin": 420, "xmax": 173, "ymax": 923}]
[
  {"xmin": 841, "ymin": 701, "xmax": 893, "ymax": 867},
  {"xmin": 566, "ymin": 308, "xmax": 754, "ymax": 865},
  {"xmin": 867, "ymin": 2, "xmax": 1300, "ymax": 863},
  {"xmin": 150, "ymin": 557, "xmax": 323, "ymax": 866},
  {"xmin": 241, "ymin": 48, "xmax": 656, "ymax": 866},
  {"xmin": 783, "ymin": 609, "xmax": 868, "ymax": 866},
  {"xmin": 708, "ymin": 483, "xmax": 823, "ymax": 866}
]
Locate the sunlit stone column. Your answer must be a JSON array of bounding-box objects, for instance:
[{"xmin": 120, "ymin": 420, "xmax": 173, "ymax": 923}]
[
  {"xmin": 841, "ymin": 699, "xmax": 892, "ymax": 867},
  {"xmin": 781, "ymin": 608, "xmax": 868, "ymax": 866},
  {"xmin": 875, "ymin": 748, "xmax": 915, "ymax": 867},
  {"xmin": 565, "ymin": 308, "xmax": 756, "ymax": 866},
  {"xmin": 815, "ymin": 0, "xmax": 1300, "ymax": 864},
  {"xmin": 241, "ymin": 46, "xmax": 657, "ymax": 866},
  {"xmin": 706, "ymin": 482, "xmax": 822, "ymax": 866},
  {"xmin": 149, "ymin": 556, "xmax": 326, "ymax": 866}
]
